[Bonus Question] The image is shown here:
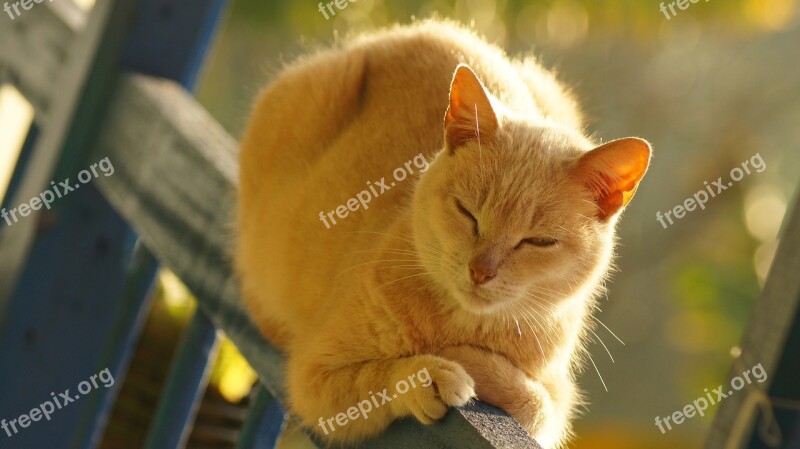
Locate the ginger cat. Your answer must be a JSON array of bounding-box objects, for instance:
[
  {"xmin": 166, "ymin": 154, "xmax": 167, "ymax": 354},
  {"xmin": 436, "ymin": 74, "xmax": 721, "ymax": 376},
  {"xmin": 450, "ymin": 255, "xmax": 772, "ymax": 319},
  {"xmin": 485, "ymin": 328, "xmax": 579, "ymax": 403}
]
[{"xmin": 235, "ymin": 20, "xmax": 651, "ymax": 448}]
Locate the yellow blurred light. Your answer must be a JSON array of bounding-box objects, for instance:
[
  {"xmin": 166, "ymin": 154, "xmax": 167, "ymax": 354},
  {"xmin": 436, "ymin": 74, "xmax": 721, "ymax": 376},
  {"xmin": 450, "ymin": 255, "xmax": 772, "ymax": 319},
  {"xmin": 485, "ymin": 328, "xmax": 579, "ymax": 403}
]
[
  {"xmin": 159, "ymin": 269, "xmax": 194, "ymax": 312},
  {"xmin": 213, "ymin": 339, "xmax": 258, "ymax": 403},
  {"xmin": 72, "ymin": 0, "xmax": 95, "ymax": 11},
  {"xmin": 0, "ymin": 85, "xmax": 34, "ymax": 200},
  {"xmin": 744, "ymin": 0, "xmax": 796, "ymax": 30},
  {"xmin": 744, "ymin": 184, "xmax": 786, "ymax": 242}
]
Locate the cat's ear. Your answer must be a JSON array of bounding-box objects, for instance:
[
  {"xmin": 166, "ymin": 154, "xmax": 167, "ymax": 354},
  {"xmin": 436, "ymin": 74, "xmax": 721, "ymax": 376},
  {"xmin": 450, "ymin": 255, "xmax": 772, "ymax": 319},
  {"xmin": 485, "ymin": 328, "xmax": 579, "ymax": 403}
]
[
  {"xmin": 444, "ymin": 65, "xmax": 498, "ymax": 152},
  {"xmin": 573, "ymin": 137, "xmax": 652, "ymax": 220}
]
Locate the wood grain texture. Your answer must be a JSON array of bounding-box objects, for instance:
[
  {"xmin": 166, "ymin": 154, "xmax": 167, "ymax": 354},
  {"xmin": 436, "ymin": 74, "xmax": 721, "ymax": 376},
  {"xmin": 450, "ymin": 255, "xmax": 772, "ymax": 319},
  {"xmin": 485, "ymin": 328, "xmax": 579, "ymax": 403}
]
[{"xmin": 91, "ymin": 73, "xmax": 542, "ymax": 449}]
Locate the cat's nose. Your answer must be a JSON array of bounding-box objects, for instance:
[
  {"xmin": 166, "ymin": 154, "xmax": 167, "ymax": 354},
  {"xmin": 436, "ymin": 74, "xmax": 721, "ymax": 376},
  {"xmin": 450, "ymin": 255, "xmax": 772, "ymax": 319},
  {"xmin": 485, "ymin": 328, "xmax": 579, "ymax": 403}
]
[{"xmin": 470, "ymin": 265, "xmax": 496, "ymax": 285}]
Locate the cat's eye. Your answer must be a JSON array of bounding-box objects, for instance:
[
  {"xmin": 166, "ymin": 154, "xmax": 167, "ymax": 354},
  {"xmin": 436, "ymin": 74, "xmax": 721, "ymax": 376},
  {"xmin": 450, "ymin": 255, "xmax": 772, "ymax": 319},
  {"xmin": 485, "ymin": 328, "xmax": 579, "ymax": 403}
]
[
  {"xmin": 456, "ymin": 200, "xmax": 478, "ymax": 235},
  {"xmin": 515, "ymin": 237, "xmax": 558, "ymax": 250}
]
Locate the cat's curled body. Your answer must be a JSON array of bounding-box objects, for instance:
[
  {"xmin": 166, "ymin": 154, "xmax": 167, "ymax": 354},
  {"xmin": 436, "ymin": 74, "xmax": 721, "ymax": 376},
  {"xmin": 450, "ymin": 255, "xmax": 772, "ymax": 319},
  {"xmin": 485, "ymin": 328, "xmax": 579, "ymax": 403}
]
[{"xmin": 236, "ymin": 21, "xmax": 650, "ymax": 449}]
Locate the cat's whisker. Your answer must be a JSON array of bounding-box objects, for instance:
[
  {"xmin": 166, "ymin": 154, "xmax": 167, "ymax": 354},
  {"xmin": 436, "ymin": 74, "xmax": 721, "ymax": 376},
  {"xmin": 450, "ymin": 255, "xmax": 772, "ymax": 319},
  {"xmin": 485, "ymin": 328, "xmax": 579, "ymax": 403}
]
[
  {"xmin": 395, "ymin": 276, "xmax": 440, "ymax": 304},
  {"xmin": 556, "ymin": 225, "xmax": 583, "ymax": 238},
  {"xmin": 587, "ymin": 328, "xmax": 614, "ymax": 363},
  {"xmin": 372, "ymin": 264, "xmax": 430, "ymax": 272},
  {"xmin": 527, "ymin": 286, "xmax": 625, "ymax": 348},
  {"xmin": 524, "ymin": 286, "xmax": 565, "ymax": 303},
  {"xmin": 508, "ymin": 300, "xmax": 556, "ymax": 351},
  {"xmin": 335, "ymin": 259, "xmax": 425, "ymax": 277},
  {"xmin": 518, "ymin": 297, "xmax": 569, "ymax": 348},
  {"xmin": 521, "ymin": 291, "xmax": 562, "ymax": 310},
  {"xmin": 368, "ymin": 272, "xmax": 433, "ymax": 296},
  {"xmin": 348, "ymin": 248, "xmax": 420, "ymax": 256},
  {"xmin": 518, "ymin": 298, "xmax": 558, "ymax": 317},
  {"xmin": 369, "ymin": 262, "xmax": 430, "ymax": 270},
  {"xmin": 344, "ymin": 243, "xmax": 451, "ymax": 270},
  {"xmin": 586, "ymin": 352, "xmax": 608, "ymax": 392},
  {"xmin": 519, "ymin": 304, "xmax": 560, "ymax": 348},
  {"xmin": 515, "ymin": 309, "xmax": 546, "ymax": 361},
  {"xmin": 343, "ymin": 230, "xmax": 452, "ymax": 258},
  {"xmin": 593, "ymin": 317, "xmax": 625, "ymax": 346},
  {"xmin": 349, "ymin": 249, "xmax": 440, "ymax": 264}
]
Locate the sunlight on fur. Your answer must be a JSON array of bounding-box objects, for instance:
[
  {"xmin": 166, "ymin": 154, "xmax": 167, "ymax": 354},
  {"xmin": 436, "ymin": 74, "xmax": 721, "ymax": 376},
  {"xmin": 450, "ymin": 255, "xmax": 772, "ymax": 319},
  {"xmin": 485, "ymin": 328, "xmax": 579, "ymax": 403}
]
[{"xmin": 235, "ymin": 20, "xmax": 651, "ymax": 449}]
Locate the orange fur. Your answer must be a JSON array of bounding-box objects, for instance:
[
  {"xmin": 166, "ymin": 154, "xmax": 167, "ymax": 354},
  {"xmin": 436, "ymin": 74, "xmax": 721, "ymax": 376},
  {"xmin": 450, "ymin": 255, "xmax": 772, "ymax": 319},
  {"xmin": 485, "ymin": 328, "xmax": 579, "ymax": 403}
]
[{"xmin": 235, "ymin": 20, "xmax": 651, "ymax": 448}]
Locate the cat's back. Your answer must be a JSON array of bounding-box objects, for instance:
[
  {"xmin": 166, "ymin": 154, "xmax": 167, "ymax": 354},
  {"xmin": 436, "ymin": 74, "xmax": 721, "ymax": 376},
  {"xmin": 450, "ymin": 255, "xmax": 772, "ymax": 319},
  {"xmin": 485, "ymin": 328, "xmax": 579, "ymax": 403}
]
[
  {"xmin": 240, "ymin": 21, "xmax": 580, "ymax": 184},
  {"xmin": 236, "ymin": 21, "xmax": 583, "ymax": 336}
]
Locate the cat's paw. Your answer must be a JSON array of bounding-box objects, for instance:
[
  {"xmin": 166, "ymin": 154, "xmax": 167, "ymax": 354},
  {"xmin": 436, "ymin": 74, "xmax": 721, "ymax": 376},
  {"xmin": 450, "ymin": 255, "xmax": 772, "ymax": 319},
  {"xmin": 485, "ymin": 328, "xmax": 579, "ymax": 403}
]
[{"xmin": 400, "ymin": 356, "xmax": 476, "ymax": 424}]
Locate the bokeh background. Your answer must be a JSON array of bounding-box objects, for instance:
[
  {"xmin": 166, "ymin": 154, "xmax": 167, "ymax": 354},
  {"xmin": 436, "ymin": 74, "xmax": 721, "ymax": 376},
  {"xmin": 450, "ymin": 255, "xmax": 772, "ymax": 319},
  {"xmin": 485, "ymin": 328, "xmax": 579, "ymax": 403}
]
[
  {"xmin": 193, "ymin": 0, "xmax": 799, "ymax": 447},
  {"xmin": 3, "ymin": 0, "xmax": 797, "ymax": 447}
]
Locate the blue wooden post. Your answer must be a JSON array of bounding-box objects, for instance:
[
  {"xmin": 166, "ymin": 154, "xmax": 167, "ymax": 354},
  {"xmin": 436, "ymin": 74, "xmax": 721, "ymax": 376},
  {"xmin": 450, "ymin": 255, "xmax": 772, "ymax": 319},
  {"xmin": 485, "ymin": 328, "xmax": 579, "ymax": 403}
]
[
  {"xmin": 143, "ymin": 312, "xmax": 221, "ymax": 449},
  {"xmin": 70, "ymin": 244, "xmax": 160, "ymax": 449},
  {"xmin": 235, "ymin": 386, "xmax": 287, "ymax": 449}
]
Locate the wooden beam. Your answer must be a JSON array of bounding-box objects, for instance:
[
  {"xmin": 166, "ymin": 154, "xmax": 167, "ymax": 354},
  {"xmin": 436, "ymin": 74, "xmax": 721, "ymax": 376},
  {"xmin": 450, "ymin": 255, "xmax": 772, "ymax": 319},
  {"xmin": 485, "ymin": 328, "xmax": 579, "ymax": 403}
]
[
  {"xmin": 708, "ymin": 197, "xmax": 800, "ymax": 447},
  {"xmin": 0, "ymin": 2, "xmax": 85, "ymax": 123},
  {"xmin": 91, "ymin": 73, "xmax": 542, "ymax": 449}
]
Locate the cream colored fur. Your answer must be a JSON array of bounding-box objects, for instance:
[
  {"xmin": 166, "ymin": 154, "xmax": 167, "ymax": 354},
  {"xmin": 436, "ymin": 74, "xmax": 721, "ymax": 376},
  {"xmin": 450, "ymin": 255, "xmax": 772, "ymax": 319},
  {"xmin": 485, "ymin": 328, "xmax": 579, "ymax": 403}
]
[{"xmin": 235, "ymin": 20, "xmax": 651, "ymax": 449}]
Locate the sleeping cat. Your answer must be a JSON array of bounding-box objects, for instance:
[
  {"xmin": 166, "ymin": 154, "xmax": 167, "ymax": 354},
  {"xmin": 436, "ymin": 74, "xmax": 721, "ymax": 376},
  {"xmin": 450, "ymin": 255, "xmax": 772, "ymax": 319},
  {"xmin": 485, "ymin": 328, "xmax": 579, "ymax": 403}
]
[{"xmin": 235, "ymin": 20, "xmax": 651, "ymax": 448}]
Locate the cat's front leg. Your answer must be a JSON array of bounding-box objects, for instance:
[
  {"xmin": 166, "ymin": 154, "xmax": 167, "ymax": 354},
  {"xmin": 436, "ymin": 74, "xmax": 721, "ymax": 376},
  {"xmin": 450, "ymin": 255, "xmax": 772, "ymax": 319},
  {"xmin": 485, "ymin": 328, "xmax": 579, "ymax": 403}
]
[
  {"xmin": 286, "ymin": 352, "xmax": 476, "ymax": 442},
  {"xmin": 437, "ymin": 346, "xmax": 574, "ymax": 449}
]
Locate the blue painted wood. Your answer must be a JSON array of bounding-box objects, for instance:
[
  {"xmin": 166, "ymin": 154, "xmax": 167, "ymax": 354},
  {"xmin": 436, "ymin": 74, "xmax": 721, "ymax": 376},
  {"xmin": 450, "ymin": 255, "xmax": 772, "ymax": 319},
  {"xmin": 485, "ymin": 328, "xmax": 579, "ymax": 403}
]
[
  {"xmin": 70, "ymin": 245, "xmax": 159, "ymax": 449},
  {"xmin": 120, "ymin": 0, "xmax": 229, "ymax": 91},
  {"xmin": 0, "ymin": 1, "xmax": 158, "ymax": 447},
  {"xmin": 0, "ymin": 1, "xmax": 230, "ymax": 449},
  {"xmin": 143, "ymin": 311, "xmax": 220, "ymax": 449},
  {"xmin": 125, "ymin": 279, "xmax": 221, "ymax": 447},
  {"xmin": 0, "ymin": 184, "xmax": 134, "ymax": 448},
  {"xmin": 118, "ymin": 276, "xmax": 222, "ymax": 445},
  {"xmin": 236, "ymin": 386, "xmax": 287, "ymax": 449}
]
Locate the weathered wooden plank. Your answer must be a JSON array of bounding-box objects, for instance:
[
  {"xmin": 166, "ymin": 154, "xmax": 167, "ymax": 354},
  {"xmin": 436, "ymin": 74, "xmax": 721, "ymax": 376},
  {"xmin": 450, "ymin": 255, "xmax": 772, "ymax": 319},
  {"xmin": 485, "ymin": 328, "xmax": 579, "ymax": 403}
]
[
  {"xmin": 707, "ymin": 197, "xmax": 800, "ymax": 448},
  {"xmin": 0, "ymin": 1, "xmax": 84, "ymax": 123},
  {"xmin": 0, "ymin": 0, "xmax": 116, "ymax": 316},
  {"xmin": 91, "ymin": 73, "xmax": 542, "ymax": 449}
]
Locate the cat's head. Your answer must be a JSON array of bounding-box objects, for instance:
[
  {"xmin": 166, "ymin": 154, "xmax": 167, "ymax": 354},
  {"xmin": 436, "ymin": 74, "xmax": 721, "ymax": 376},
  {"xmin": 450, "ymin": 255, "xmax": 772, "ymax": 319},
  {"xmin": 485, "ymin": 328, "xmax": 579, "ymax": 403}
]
[{"xmin": 412, "ymin": 65, "xmax": 651, "ymax": 315}]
